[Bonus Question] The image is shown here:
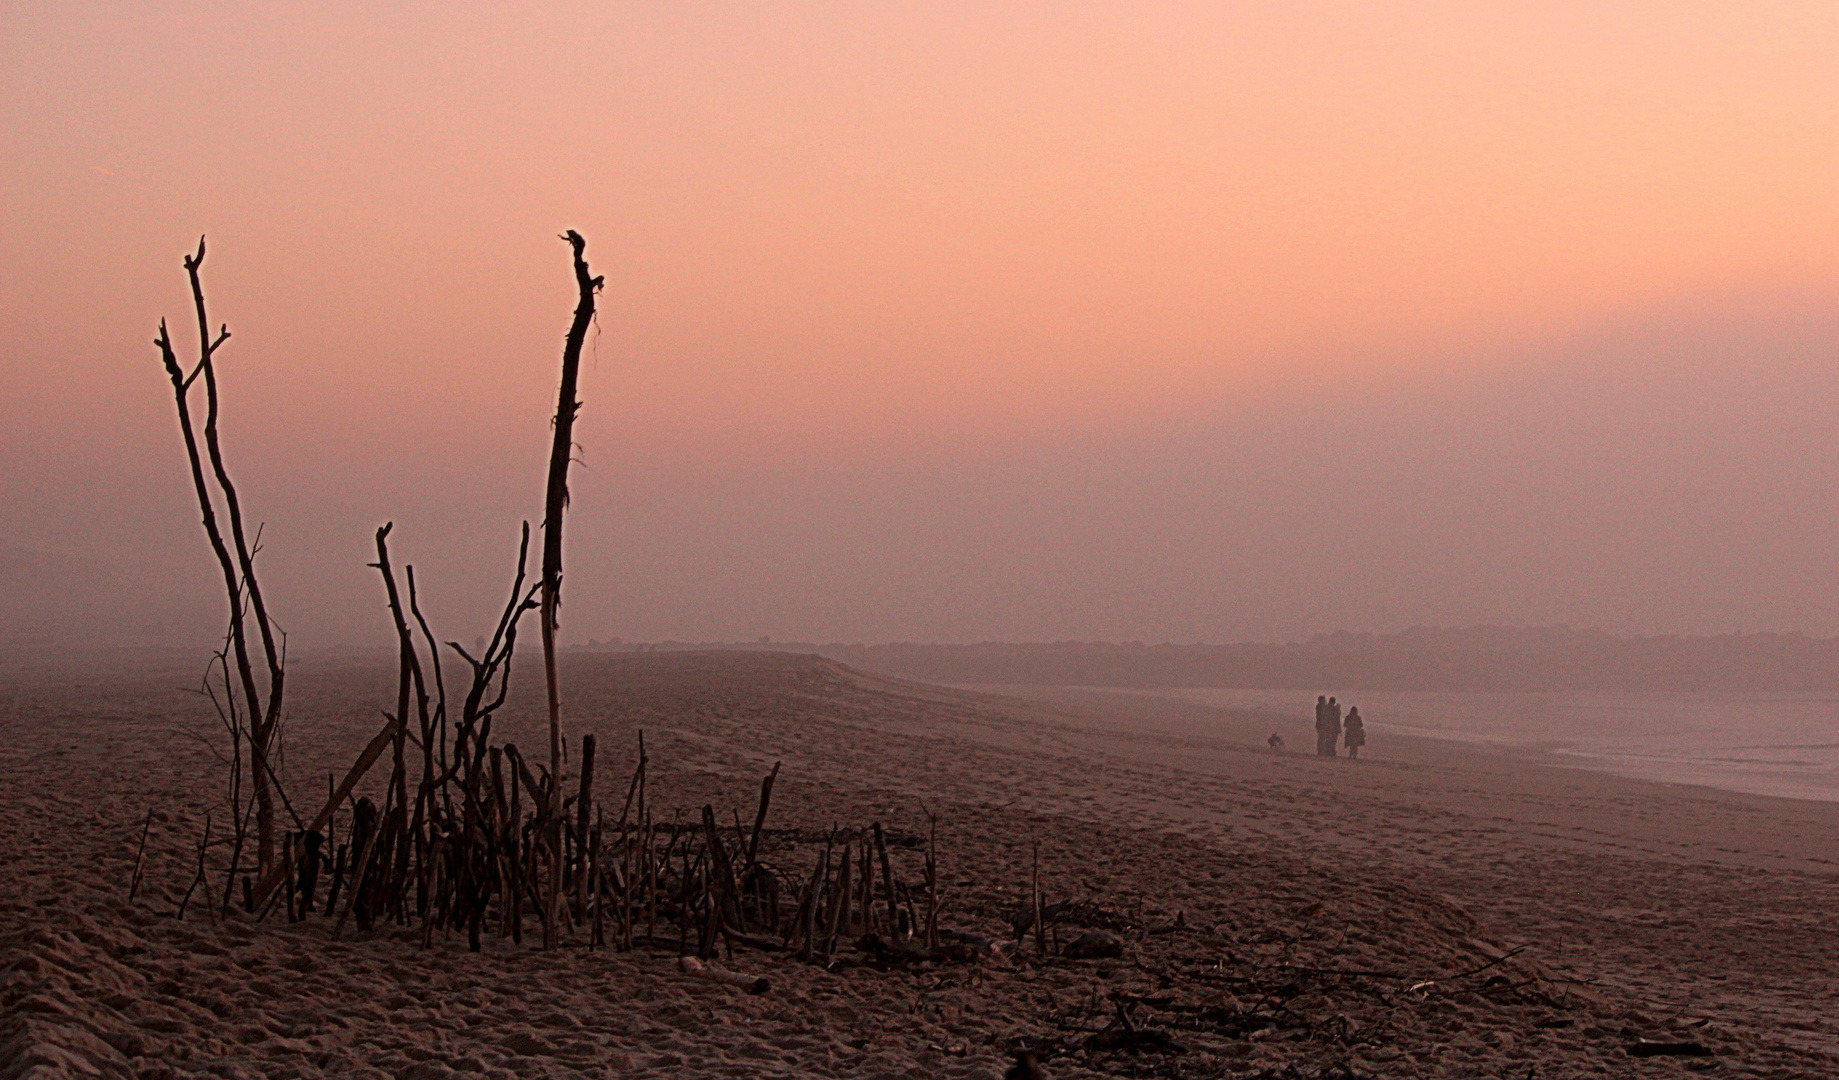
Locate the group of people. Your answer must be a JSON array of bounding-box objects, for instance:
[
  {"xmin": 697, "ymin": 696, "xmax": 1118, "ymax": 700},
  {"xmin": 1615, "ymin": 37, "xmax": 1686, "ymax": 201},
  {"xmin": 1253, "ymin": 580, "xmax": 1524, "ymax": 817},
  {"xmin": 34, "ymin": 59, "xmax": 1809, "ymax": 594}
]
[{"xmin": 1313, "ymin": 695, "xmax": 1365, "ymax": 758}]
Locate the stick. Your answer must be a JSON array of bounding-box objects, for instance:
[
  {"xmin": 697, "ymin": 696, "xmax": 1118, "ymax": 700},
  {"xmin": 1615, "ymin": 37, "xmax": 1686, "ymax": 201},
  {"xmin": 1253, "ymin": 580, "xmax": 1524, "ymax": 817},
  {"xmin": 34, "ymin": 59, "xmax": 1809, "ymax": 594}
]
[
  {"xmin": 1031, "ymin": 839, "xmax": 1045, "ymax": 957},
  {"xmin": 591, "ymin": 805, "xmax": 605, "ymax": 949},
  {"xmin": 873, "ymin": 822, "xmax": 897, "ymax": 936},
  {"xmin": 858, "ymin": 844, "xmax": 873, "ymax": 934},
  {"xmin": 156, "ymin": 240, "xmax": 286, "ymax": 876},
  {"xmin": 794, "ymin": 845, "xmax": 828, "ymax": 962},
  {"xmin": 296, "ymin": 829, "xmax": 324, "ymax": 919},
  {"xmin": 129, "ymin": 808, "xmax": 154, "ymax": 901},
  {"xmin": 826, "ymin": 843, "xmax": 852, "ymax": 958},
  {"xmin": 921, "ymin": 803, "xmax": 940, "ymax": 948},
  {"xmin": 506, "ymin": 743, "xmax": 524, "ymax": 945},
  {"xmin": 1448, "ymin": 944, "xmax": 1530, "ymax": 980},
  {"xmin": 1269, "ymin": 963, "xmax": 1413, "ymax": 979},
  {"xmin": 538, "ymin": 231, "xmax": 603, "ymax": 811},
  {"xmin": 678, "ymin": 955, "xmax": 769, "ymax": 995},
  {"xmin": 177, "ymin": 815, "xmax": 212, "ymax": 920},
  {"xmin": 281, "ymin": 831, "xmax": 297, "ymax": 921},
  {"xmin": 323, "ymin": 843, "xmax": 347, "ymax": 917},
  {"xmin": 249, "ymin": 714, "xmax": 398, "ymax": 909},
  {"xmin": 744, "ymin": 762, "xmax": 780, "ymax": 871},
  {"xmin": 644, "ymin": 809, "xmax": 656, "ymax": 948},
  {"xmin": 574, "ymin": 733, "xmax": 596, "ymax": 922},
  {"xmin": 333, "ymin": 801, "xmax": 384, "ymax": 939}
]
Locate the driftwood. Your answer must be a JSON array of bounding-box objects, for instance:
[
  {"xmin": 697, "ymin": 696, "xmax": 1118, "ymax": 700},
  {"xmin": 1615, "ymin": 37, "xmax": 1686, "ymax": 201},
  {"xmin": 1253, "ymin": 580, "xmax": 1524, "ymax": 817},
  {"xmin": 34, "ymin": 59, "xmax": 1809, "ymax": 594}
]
[
  {"xmin": 154, "ymin": 238, "xmax": 286, "ymax": 877},
  {"xmin": 826, "ymin": 842, "xmax": 852, "ymax": 956},
  {"xmin": 858, "ymin": 931, "xmax": 943, "ymax": 966},
  {"xmin": 574, "ymin": 733, "xmax": 596, "ymax": 922},
  {"xmin": 723, "ymin": 929, "xmax": 790, "ymax": 953},
  {"xmin": 538, "ymin": 230, "xmax": 603, "ymax": 805},
  {"xmin": 295, "ymin": 830, "xmax": 323, "ymax": 920},
  {"xmin": 859, "ymin": 930, "xmax": 994, "ymax": 966},
  {"xmin": 678, "ymin": 955, "xmax": 770, "ymax": 995},
  {"xmin": 872, "ymin": 822, "xmax": 897, "ymax": 934},
  {"xmin": 1029, "ymin": 840, "xmax": 1046, "ymax": 956},
  {"xmin": 920, "ymin": 804, "xmax": 940, "ymax": 947},
  {"xmin": 1083, "ymin": 1002, "xmax": 1187, "ymax": 1056},
  {"xmin": 744, "ymin": 762, "xmax": 780, "ymax": 872},
  {"xmin": 143, "ymin": 234, "xmax": 1000, "ymax": 989},
  {"xmin": 177, "ymin": 815, "xmax": 211, "ymax": 920},
  {"xmin": 526, "ymin": 230, "xmax": 601, "ymax": 950},
  {"xmin": 1446, "ymin": 944, "xmax": 1529, "ymax": 980},
  {"xmin": 128, "ymin": 809, "xmax": 154, "ymax": 901},
  {"xmin": 175, "ymin": 693, "xmax": 984, "ymax": 983},
  {"xmin": 250, "ymin": 715, "xmax": 398, "ymax": 910}
]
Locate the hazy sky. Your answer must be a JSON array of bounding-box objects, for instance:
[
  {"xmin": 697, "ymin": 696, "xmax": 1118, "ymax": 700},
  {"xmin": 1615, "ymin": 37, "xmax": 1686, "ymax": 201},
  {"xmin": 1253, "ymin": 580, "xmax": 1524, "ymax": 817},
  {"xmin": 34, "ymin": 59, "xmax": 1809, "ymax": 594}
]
[{"xmin": 4, "ymin": 2, "xmax": 1838, "ymax": 647}]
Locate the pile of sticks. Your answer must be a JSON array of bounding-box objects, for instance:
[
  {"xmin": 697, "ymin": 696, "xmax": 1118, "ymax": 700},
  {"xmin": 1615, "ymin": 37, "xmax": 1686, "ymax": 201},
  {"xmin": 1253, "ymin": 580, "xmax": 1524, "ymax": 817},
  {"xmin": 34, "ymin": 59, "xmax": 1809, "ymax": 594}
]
[{"xmin": 241, "ymin": 681, "xmax": 950, "ymax": 968}]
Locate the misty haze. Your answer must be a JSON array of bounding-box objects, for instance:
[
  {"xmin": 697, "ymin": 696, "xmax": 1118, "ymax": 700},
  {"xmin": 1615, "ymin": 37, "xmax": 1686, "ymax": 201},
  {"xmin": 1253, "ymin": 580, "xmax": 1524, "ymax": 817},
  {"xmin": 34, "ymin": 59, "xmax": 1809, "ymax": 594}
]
[{"xmin": 4, "ymin": 4, "xmax": 1837, "ymax": 1079}]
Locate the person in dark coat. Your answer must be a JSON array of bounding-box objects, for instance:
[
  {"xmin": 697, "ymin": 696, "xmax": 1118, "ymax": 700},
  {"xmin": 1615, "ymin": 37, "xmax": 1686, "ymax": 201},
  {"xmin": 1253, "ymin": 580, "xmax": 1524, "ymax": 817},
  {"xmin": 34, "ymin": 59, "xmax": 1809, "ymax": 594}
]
[
  {"xmin": 1343, "ymin": 706, "xmax": 1366, "ymax": 759},
  {"xmin": 1314, "ymin": 695, "xmax": 1331, "ymax": 756},
  {"xmin": 1324, "ymin": 696, "xmax": 1343, "ymax": 757}
]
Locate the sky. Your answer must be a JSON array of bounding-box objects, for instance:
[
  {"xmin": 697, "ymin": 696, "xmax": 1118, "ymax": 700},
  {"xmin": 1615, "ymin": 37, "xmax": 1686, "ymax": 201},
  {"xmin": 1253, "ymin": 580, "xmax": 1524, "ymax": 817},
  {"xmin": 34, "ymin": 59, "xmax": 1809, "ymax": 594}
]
[{"xmin": 3, "ymin": 2, "xmax": 1838, "ymax": 648}]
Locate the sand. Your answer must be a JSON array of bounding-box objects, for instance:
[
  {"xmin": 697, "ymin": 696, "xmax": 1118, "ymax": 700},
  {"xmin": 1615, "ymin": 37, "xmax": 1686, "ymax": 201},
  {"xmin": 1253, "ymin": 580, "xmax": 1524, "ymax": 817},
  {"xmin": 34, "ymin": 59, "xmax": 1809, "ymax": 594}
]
[{"xmin": 3, "ymin": 650, "xmax": 1835, "ymax": 1078}]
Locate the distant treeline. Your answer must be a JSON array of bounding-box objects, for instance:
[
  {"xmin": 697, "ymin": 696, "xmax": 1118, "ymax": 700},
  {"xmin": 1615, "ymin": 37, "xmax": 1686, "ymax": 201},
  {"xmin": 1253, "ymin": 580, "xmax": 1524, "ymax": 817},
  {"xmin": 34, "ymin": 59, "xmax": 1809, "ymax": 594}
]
[{"xmin": 576, "ymin": 627, "xmax": 1839, "ymax": 692}]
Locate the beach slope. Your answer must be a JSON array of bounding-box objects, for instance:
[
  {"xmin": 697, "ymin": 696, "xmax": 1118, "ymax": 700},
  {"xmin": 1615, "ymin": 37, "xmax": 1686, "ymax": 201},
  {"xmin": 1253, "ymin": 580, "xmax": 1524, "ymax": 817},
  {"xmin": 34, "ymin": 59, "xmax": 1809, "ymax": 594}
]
[{"xmin": 3, "ymin": 651, "xmax": 1833, "ymax": 1077}]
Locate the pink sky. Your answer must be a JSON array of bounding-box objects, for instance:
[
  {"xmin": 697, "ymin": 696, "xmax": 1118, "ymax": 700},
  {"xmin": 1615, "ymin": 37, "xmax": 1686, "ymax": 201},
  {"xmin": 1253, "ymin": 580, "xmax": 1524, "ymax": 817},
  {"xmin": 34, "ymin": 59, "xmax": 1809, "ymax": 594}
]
[{"xmin": 4, "ymin": 3, "xmax": 1838, "ymax": 646}]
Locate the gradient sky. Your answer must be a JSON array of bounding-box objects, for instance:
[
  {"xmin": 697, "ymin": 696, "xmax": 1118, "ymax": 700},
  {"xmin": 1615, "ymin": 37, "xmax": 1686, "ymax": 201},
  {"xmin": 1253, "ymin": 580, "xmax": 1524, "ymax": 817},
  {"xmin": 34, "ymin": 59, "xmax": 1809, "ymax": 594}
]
[{"xmin": 4, "ymin": 2, "xmax": 1838, "ymax": 647}]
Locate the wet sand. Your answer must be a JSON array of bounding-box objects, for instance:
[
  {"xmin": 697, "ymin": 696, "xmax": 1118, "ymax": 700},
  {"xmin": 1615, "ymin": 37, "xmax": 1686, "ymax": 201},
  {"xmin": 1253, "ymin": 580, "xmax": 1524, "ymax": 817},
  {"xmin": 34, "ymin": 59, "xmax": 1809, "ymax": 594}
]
[{"xmin": 4, "ymin": 651, "xmax": 1836, "ymax": 1078}]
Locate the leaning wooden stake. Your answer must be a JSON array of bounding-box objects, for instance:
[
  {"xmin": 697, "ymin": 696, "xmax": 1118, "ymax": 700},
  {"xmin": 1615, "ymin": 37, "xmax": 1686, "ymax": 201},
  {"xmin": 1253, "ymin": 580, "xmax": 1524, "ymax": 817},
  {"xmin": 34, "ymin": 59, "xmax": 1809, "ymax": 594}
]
[
  {"xmin": 744, "ymin": 762, "xmax": 781, "ymax": 872},
  {"xmin": 249, "ymin": 714, "xmax": 398, "ymax": 911}
]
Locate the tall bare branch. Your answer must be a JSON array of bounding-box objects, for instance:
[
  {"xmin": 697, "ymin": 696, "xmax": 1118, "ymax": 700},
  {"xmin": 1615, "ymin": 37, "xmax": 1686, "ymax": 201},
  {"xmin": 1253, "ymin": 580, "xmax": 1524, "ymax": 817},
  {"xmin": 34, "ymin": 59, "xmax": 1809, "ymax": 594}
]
[
  {"xmin": 155, "ymin": 236, "xmax": 287, "ymax": 874},
  {"xmin": 539, "ymin": 230, "xmax": 604, "ymax": 807}
]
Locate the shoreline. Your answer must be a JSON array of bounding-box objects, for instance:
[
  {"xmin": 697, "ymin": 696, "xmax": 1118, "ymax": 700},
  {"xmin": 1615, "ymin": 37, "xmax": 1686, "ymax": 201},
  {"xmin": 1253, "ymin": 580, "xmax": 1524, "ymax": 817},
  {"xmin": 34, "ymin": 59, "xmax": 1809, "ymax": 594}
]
[
  {"xmin": 1541, "ymin": 744, "xmax": 1839, "ymax": 804},
  {"xmin": 953, "ymin": 681, "xmax": 1839, "ymax": 876},
  {"xmin": 975, "ymin": 682, "xmax": 1839, "ymax": 807}
]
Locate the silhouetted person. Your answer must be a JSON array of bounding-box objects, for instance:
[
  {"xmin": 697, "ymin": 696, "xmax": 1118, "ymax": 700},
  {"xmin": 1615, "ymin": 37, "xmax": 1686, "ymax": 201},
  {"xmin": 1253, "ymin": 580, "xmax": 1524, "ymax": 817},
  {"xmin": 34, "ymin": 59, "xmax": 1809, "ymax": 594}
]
[
  {"xmin": 1343, "ymin": 706, "xmax": 1366, "ymax": 759},
  {"xmin": 1314, "ymin": 695, "xmax": 1332, "ymax": 756},
  {"xmin": 1324, "ymin": 696, "xmax": 1342, "ymax": 757}
]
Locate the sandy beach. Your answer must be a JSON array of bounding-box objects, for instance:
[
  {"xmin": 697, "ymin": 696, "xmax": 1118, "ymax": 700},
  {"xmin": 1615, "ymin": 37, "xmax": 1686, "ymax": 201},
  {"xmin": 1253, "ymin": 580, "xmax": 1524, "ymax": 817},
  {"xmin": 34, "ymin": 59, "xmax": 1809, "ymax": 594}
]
[{"xmin": 4, "ymin": 650, "xmax": 1836, "ymax": 1078}]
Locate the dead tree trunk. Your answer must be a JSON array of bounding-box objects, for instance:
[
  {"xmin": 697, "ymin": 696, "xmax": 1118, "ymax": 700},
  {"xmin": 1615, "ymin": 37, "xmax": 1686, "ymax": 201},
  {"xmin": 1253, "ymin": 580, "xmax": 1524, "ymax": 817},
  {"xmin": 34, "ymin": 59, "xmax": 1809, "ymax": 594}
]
[{"xmin": 538, "ymin": 230, "xmax": 603, "ymax": 804}]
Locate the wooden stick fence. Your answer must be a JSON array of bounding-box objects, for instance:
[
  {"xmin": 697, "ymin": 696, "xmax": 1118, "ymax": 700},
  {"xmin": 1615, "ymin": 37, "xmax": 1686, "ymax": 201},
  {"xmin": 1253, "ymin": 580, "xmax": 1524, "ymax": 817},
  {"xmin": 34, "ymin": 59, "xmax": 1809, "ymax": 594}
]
[{"xmin": 231, "ymin": 721, "xmax": 955, "ymax": 969}]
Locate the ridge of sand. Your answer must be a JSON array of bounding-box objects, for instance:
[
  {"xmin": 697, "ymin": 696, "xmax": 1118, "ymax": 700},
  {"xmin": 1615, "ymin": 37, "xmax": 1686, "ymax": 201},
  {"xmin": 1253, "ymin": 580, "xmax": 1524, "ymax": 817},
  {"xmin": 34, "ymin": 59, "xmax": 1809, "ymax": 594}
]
[{"xmin": 4, "ymin": 650, "xmax": 1835, "ymax": 1078}]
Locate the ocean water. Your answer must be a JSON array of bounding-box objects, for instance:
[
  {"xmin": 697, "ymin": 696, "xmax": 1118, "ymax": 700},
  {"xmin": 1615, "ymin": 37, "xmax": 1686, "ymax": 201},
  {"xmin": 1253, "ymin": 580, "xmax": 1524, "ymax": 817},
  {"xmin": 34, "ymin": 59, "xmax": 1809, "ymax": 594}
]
[{"xmin": 1147, "ymin": 687, "xmax": 1839, "ymax": 803}]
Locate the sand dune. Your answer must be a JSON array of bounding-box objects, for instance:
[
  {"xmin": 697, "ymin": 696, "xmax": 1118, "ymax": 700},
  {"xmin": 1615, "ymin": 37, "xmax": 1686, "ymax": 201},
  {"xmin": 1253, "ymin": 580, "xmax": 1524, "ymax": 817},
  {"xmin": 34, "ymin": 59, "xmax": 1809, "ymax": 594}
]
[{"xmin": 4, "ymin": 651, "xmax": 1835, "ymax": 1078}]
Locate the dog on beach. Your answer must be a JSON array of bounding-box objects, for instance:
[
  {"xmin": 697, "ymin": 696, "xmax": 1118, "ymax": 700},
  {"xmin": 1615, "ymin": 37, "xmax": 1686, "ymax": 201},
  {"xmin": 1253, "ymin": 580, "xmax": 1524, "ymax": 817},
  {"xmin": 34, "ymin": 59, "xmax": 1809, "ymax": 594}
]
[{"xmin": 1267, "ymin": 732, "xmax": 1284, "ymax": 752}]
